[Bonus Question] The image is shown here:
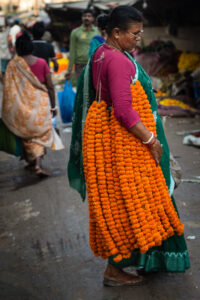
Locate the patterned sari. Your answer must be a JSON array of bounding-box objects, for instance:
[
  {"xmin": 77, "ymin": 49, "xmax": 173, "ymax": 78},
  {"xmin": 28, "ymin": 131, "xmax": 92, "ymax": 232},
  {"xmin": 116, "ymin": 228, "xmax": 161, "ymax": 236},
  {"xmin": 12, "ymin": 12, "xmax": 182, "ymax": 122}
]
[{"xmin": 2, "ymin": 56, "xmax": 63, "ymax": 162}]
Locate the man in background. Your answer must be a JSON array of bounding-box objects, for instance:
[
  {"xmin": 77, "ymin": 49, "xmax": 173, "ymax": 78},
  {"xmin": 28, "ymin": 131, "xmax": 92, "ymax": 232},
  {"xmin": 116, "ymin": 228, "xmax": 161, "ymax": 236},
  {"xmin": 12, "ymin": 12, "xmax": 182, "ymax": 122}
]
[
  {"xmin": 66, "ymin": 9, "xmax": 100, "ymax": 81},
  {"xmin": 32, "ymin": 22, "xmax": 58, "ymax": 72}
]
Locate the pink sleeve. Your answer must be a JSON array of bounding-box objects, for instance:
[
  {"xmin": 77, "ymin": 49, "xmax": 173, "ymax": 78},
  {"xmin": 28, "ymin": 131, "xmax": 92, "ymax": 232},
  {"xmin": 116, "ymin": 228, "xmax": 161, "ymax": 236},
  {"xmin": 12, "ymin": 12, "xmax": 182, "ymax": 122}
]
[
  {"xmin": 30, "ymin": 58, "xmax": 50, "ymax": 82},
  {"xmin": 43, "ymin": 60, "xmax": 50, "ymax": 76},
  {"xmin": 107, "ymin": 55, "xmax": 140, "ymax": 129}
]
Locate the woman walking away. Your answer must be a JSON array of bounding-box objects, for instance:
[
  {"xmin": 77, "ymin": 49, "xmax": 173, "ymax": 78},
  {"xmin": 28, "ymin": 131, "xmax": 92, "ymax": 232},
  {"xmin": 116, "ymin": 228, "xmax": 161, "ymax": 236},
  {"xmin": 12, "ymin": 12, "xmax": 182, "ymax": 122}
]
[
  {"xmin": 2, "ymin": 32, "xmax": 63, "ymax": 176},
  {"xmin": 68, "ymin": 6, "xmax": 190, "ymax": 286}
]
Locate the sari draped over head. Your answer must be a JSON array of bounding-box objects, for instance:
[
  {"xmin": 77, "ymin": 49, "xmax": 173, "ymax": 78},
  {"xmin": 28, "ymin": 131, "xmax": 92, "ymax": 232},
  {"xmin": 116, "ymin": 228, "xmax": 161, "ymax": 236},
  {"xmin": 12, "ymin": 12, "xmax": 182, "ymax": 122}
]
[{"xmin": 2, "ymin": 56, "xmax": 63, "ymax": 161}]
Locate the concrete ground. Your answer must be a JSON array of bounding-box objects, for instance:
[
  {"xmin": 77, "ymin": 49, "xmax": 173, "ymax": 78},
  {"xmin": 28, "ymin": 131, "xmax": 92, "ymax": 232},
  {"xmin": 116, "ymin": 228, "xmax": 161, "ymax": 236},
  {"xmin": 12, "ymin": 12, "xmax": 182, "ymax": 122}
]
[{"xmin": 0, "ymin": 101, "xmax": 200, "ymax": 299}]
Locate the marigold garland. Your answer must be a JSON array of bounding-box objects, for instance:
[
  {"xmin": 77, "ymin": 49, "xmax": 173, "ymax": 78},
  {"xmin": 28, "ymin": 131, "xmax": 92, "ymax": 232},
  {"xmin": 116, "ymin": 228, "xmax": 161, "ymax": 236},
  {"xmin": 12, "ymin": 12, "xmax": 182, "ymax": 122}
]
[{"xmin": 83, "ymin": 80, "xmax": 184, "ymax": 262}]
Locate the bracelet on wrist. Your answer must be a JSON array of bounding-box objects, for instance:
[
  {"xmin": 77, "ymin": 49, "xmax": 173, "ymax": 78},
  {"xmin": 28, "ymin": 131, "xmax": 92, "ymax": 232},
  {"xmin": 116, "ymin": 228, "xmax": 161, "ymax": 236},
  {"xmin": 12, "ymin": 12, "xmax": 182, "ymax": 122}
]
[
  {"xmin": 147, "ymin": 137, "xmax": 157, "ymax": 147},
  {"xmin": 142, "ymin": 132, "xmax": 154, "ymax": 144},
  {"xmin": 51, "ymin": 106, "xmax": 58, "ymax": 111}
]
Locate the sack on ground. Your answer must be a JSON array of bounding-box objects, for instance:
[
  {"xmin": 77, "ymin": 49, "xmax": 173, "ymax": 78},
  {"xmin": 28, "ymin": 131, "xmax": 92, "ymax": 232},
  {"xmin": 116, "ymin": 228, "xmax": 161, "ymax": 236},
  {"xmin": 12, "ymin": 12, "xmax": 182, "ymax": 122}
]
[
  {"xmin": 0, "ymin": 119, "xmax": 22, "ymax": 156},
  {"xmin": 170, "ymin": 152, "xmax": 182, "ymax": 188}
]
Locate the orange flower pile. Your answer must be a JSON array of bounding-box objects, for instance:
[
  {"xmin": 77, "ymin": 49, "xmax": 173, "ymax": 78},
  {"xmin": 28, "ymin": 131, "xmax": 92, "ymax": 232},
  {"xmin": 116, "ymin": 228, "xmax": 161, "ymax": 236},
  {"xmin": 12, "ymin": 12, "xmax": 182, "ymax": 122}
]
[
  {"xmin": 83, "ymin": 80, "xmax": 184, "ymax": 262},
  {"xmin": 50, "ymin": 58, "xmax": 69, "ymax": 73}
]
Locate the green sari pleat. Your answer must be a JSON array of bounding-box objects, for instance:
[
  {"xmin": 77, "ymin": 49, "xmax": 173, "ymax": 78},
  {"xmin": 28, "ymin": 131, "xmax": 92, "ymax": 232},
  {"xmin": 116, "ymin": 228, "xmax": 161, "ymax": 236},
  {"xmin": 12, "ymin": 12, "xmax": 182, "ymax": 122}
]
[
  {"xmin": 108, "ymin": 196, "xmax": 190, "ymax": 272},
  {"xmin": 67, "ymin": 67, "xmax": 95, "ymax": 200}
]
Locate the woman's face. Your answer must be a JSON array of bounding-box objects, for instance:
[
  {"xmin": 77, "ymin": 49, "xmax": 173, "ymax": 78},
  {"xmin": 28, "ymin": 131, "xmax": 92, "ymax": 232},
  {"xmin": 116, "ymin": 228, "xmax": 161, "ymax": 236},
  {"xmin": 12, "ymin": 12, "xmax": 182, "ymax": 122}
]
[{"xmin": 115, "ymin": 22, "xmax": 143, "ymax": 52}]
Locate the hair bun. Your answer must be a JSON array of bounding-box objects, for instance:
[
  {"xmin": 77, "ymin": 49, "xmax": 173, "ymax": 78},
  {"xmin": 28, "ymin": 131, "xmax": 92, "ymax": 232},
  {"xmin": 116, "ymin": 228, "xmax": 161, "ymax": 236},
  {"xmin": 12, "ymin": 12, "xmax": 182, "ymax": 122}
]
[
  {"xmin": 15, "ymin": 31, "xmax": 33, "ymax": 56},
  {"xmin": 17, "ymin": 31, "xmax": 31, "ymax": 41},
  {"xmin": 96, "ymin": 14, "xmax": 110, "ymax": 30}
]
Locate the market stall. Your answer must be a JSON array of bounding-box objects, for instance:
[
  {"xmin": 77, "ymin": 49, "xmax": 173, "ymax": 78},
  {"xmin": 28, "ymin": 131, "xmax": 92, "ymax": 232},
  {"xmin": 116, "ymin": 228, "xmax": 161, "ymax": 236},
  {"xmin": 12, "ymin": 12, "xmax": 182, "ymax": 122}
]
[{"xmin": 135, "ymin": 40, "xmax": 200, "ymax": 115}]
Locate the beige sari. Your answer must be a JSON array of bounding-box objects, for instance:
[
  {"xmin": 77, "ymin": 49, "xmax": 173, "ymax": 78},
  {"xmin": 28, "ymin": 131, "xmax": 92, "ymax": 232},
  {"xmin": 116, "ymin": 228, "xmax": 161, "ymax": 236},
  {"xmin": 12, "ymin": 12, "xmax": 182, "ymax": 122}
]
[{"xmin": 2, "ymin": 56, "xmax": 63, "ymax": 162}]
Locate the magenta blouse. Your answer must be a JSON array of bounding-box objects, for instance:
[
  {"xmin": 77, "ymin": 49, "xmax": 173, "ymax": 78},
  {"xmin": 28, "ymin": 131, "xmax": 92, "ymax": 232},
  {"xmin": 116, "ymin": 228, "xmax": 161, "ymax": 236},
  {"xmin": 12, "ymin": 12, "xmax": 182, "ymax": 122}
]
[
  {"xmin": 29, "ymin": 57, "xmax": 50, "ymax": 83},
  {"xmin": 92, "ymin": 44, "xmax": 140, "ymax": 129}
]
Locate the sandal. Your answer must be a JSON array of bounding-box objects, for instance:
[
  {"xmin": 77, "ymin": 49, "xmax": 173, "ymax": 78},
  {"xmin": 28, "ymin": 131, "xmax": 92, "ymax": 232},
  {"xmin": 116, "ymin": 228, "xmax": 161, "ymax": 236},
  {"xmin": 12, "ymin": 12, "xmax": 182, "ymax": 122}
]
[{"xmin": 103, "ymin": 275, "xmax": 145, "ymax": 287}]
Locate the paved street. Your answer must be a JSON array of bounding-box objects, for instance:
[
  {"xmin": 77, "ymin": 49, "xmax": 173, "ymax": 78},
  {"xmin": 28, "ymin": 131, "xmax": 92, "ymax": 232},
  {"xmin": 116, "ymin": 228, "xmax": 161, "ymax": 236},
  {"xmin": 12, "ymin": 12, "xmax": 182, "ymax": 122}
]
[{"xmin": 0, "ymin": 110, "xmax": 200, "ymax": 299}]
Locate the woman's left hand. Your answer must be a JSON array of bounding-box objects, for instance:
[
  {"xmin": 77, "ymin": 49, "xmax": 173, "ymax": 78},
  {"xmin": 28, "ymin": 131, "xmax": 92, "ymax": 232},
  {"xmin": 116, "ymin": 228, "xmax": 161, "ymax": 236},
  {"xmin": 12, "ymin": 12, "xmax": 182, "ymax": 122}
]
[{"xmin": 149, "ymin": 139, "xmax": 163, "ymax": 166}]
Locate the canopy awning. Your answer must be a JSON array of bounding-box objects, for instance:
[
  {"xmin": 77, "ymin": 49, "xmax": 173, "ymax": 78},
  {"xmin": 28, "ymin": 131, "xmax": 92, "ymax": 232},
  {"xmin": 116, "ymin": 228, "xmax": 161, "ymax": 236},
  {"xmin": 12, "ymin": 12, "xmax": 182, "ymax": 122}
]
[{"xmin": 46, "ymin": 0, "xmax": 140, "ymax": 12}]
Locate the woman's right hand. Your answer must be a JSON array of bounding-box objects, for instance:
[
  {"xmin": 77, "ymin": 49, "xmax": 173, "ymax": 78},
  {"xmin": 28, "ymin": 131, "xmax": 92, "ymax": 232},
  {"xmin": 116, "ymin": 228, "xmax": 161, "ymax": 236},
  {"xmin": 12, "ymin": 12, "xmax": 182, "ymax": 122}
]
[
  {"xmin": 51, "ymin": 109, "xmax": 57, "ymax": 118},
  {"xmin": 149, "ymin": 139, "xmax": 163, "ymax": 166},
  {"xmin": 65, "ymin": 71, "xmax": 71, "ymax": 80},
  {"xmin": 128, "ymin": 121, "xmax": 163, "ymax": 165}
]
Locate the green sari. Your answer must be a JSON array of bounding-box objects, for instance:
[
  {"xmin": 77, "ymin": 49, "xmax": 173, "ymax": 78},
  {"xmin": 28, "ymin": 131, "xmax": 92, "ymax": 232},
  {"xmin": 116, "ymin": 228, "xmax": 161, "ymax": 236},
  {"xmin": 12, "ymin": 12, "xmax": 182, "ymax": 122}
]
[{"xmin": 68, "ymin": 51, "xmax": 190, "ymax": 272}]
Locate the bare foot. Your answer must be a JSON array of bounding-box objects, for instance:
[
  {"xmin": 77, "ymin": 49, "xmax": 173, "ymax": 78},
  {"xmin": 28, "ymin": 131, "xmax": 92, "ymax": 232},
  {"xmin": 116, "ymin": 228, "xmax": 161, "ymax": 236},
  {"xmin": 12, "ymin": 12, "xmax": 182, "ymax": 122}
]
[
  {"xmin": 34, "ymin": 166, "xmax": 49, "ymax": 178},
  {"xmin": 103, "ymin": 264, "xmax": 144, "ymax": 286}
]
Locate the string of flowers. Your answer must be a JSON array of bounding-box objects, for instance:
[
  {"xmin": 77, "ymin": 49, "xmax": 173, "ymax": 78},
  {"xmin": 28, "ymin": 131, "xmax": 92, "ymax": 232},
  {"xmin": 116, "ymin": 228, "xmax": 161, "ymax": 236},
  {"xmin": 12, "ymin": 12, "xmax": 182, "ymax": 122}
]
[
  {"xmin": 82, "ymin": 80, "xmax": 184, "ymax": 261},
  {"xmin": 110, "ymin": 113, "xmax": 136, "ymax": 251}
]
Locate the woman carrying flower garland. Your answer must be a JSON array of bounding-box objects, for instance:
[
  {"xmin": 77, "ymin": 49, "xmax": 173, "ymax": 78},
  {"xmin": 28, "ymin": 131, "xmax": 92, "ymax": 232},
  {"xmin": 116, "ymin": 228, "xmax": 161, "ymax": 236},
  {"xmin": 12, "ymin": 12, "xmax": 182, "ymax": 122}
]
[{"xmin": 68, "ymin": 6, "xmax": 190, "ymax": 286}]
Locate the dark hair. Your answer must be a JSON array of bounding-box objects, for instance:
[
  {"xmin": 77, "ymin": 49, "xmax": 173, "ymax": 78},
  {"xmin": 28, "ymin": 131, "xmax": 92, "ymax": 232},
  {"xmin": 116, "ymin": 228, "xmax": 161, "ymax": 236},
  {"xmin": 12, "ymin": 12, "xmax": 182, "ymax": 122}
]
[
  {"xmin": 15, "ymin": 32, "xmax": 33, "ymax": 56},
  {"xmin": 96, "ymin": 14, "xmax": 109, "ymax": 30},
  {"xmin": 82, "ymin": 8, "xmax": 94, "ymax": 16},
  {"xmin": 32, "ymin": 21, "xmax": 45, "ymax": 39},
  {"xmin": 14, "ymin": 19, "xmax": 20, "ymax": 25},
  {"xmin": 104, "ymin": 5, "xmax": 143, "ymax": 35}
]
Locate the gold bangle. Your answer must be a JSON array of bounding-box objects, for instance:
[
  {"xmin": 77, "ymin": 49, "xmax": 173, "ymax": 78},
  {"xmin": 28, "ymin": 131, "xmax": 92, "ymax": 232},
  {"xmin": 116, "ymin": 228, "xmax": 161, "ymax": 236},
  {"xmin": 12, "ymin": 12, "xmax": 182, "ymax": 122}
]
[{"xmin": 142, "ymin": 132, "xmax": 154, "ymax": 144}]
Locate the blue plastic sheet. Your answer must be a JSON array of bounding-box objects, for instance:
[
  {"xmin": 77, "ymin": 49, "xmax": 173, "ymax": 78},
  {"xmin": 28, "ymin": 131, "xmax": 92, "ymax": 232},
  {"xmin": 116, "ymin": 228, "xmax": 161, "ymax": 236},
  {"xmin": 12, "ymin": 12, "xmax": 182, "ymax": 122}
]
[{"xmin": 58, "ymin": 80, "xmax": 76, "ymax": 123}]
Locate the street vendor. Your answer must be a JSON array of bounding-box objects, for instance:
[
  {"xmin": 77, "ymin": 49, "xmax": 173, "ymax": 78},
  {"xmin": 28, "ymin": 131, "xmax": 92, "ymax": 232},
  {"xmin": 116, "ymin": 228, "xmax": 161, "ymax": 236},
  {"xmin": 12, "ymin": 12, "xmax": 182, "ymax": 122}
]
[{"xmin": 68, "ymin": 5, "xmax": 190, "ymax": 287}]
